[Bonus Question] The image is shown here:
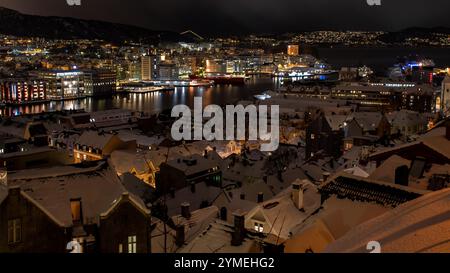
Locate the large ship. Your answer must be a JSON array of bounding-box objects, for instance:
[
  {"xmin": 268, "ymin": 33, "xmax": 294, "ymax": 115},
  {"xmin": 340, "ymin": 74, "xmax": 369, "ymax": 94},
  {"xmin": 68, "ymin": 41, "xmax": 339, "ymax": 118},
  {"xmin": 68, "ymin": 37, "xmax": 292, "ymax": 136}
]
[
  {"xmin": 189, "ymin": 74, "xmax": 247, "ymax": 85},
  {"xmin": 119, "ymin": 82, "xmax": 174, "ymax": 93}
]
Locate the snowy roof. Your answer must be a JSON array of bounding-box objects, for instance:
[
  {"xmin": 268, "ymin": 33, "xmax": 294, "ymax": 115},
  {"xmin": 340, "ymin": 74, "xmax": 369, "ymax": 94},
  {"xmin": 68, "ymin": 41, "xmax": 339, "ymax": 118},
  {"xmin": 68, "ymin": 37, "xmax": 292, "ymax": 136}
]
[
  {"xmin": 75, "ymin": 130, "xmax": 117, "ymax": 149},
  {"xmin": 162, "ymin": 182, "xmax": 222, "ymax": 217},
  {"xmin": 370, "ymin": 133, "xmax": 450, "ymax": 162},
  {"xmin": 223, "ymin": 181, "xmax": 276, "ymax": 207},
  {"xmin": 120, "ymin": 173, "xmax": 155, "ymax": 202},
  {"xmin": 266, "ymin": 168, "xmax": 309, "ymax": 194},
  {"xmin": 320, "ymin": 173, "xmax": 426, "ymax": 208},
  {"xmin": 180, "ymin": 219, "xmax": 259, "ymax": 253},
  {"xmin": 351, "ymin": 112, "xmax": 384, "ymax": 131},
  {"xmin": 152, "ymin": 206, "xmax": 219, "ymax": 253},
  {"xmin": 301, "ymin": 163, "xmax": 329, "ymax": 182},
  {"xmin": 369, "ymin": 155, "xmax": 411, "ymax": 184},
  {"xmin": 111, "ymin": 150, "xmax": 152, "ymax": 174},
  {"xmin": 343, "ymin": 166, "xmax": 370, "ymax": 178},
  {"xmin": 116, "ymin": 130, "xmax": 165, "ymax": 147},
  {"xmin": 7, "ymin": 161, "xmax": 145, "ymax": 227},
  {"xmin": 325, "ymin": 189, "xmax": 450, "ymax": 253},
  {"xmin": 165, "ymin": 154, "xmax": 219, "ymax": 176},
  {"xmin": 246, "ymin": 180, "xmax": 321, "ymax": 240},
  {"xmin": 325, "ymin": 115, "xmax": 348, "ymax": 131},
  {"xmin": 386, "ymin": 110, "xmax": 427, "ymax": 126}
]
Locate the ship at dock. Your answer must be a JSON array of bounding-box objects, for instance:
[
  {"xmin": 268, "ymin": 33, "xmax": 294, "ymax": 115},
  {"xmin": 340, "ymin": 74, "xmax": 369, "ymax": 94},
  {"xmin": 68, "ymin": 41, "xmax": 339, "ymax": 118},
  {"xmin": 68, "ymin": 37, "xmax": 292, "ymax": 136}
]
[
  {"xmin": 119, "ymin": 82, "xmax": 175, "ymax": 94},
  {"xmin": 189, "ymin": 74, "xmax": 247, "ymax": 85}
]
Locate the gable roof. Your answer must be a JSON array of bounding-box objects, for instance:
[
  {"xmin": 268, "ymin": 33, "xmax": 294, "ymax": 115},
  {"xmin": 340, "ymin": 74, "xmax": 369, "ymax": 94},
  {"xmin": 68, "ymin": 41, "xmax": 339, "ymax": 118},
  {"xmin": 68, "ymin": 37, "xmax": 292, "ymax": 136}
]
[
  {"xmin": 325, "ymin": 189, "xmax": 450, "ymax": 253},
  {"xmin": 351, "ymin": 112, "xmax": 384, "ymax": 132},
  {"xmin": 76, "ymin": 130, "xmax": 117, "ymax": 149},
  {"xmin": 7, "ymin": 161, "xmax": 135, "ymax": 227},
  {"xmin": 368, "ymin": 155, "xmax": 411, "ymax": 184},
  {"xmin": 180, "ymin": 219, "xmax": 258, "ymax": 253},
  {"xmin": 370, "ymin": 135, "xmax": 450, "ymax": 163},
  {"xmin": 246, "ymin": 180, "xmax": 321, "ymax": 240}
]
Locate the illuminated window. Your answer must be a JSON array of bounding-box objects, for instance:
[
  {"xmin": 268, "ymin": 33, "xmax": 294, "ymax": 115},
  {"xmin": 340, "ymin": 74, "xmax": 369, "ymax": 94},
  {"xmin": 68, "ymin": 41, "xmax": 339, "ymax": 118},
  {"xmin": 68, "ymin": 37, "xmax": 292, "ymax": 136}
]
[
  {"xmin": 254, "ymin": 222, "xmax": 264, "ymax": 233},
  {"xmin": 8, "ymin": 219, "xmax": 22, "ymax": 244},
  {"xmin": 70, "ymin": 199, "xmax": 82, "ymax": 225},
  {"xmin": 118, "ymin": 244, "xmax": 123, "ymax": 254},
  {"xmin": 128, "ymin": 236, "xmax": 137, "ymax": 253},
  {"xmin": 345, "ymin": 142, "xmax": 353, "ymax": 151}
]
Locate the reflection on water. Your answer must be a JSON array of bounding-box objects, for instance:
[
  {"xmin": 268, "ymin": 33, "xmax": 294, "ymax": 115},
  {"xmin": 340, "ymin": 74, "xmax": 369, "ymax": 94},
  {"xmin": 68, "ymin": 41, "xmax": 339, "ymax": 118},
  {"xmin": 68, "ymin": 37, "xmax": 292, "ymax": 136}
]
[{"xmin": 1, "ymin": 77, "xmax": 282, "ymax": 117}]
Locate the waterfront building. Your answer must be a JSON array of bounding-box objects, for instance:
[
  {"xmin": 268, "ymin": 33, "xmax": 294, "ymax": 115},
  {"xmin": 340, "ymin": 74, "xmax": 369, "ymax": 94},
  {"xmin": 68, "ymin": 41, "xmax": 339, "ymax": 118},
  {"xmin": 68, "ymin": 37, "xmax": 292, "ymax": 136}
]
[
  {"xmin": 332, "ymin": 83, "xmax": 434, "ymax": 112},
  {"xmin": 442, "ymin": 75, "xmax": 450, "ymax": 116},
  {"xmin": 83, "ymin": 69, "xmax": 117, "ymax": 97},
  {"xmin": 30, "ymin": 70, "xmax": 86, "ymax": 100},
  {"xmin": 0, "ymin": 78, "xmax": 46, "ymax": 104},
  {"xmin": 141, "ymin": 55, "xmax": 159, "ymax": 81}
]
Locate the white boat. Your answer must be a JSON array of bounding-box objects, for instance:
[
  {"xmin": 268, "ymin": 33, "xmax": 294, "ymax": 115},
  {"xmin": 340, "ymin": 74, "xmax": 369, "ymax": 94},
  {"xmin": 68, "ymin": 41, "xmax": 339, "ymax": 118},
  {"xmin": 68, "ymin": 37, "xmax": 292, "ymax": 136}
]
[{"xmin": 254, "ymin": 92, "xmax": 272, "ymax": 100}]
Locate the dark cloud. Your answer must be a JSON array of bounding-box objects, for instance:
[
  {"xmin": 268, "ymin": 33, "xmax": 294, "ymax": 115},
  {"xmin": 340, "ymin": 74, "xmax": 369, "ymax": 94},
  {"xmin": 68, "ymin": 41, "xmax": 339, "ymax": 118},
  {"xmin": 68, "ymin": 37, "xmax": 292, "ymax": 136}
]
[{"xmin": 0, "ymin": 0, "xmax": 449, "ymax": 35}]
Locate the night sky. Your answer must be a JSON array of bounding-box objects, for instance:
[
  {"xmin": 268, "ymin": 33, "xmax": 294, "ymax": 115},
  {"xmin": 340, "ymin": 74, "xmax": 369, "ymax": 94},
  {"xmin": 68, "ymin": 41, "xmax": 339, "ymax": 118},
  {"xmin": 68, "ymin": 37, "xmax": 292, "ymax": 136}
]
[{"xmin": 0, "ymin": 0, "xmax": 449, "ymax": 35}]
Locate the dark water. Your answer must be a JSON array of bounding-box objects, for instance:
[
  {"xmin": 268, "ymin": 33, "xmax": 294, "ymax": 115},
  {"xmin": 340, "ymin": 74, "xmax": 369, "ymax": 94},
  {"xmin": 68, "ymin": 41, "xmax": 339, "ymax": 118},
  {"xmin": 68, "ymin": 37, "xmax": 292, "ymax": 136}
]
[
  {"xmin": 0, "ymin": 76, "xmax": 281, "ymax": 116},
  {"xmin": 2, "ymin": 47, "xmax": 450, "ymax": 116},
  {"xmin": 317, "ymin": 46, "xmax": 450, "ymax": 74}
]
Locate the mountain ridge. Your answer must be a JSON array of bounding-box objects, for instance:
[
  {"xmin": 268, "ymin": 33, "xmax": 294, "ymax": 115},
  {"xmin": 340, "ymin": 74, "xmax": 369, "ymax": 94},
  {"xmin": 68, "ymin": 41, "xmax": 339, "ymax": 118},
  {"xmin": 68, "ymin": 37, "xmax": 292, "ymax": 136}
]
[{"xmin": 0, "ymin": 6, "xmax": 182, "ymax": 43}]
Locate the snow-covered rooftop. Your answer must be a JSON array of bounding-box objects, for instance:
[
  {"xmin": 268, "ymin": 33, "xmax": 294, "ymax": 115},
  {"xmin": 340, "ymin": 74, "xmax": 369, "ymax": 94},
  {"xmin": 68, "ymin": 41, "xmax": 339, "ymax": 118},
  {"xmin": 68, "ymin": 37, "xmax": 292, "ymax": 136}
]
[{"xmin": 325, "ymin": 189, "xmax": 450, "ymax": 253}]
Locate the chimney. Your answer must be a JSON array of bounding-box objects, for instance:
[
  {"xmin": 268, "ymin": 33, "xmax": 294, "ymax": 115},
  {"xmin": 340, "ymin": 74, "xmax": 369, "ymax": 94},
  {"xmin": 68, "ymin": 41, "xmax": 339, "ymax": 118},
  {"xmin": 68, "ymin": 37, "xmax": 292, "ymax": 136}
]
[
  {"xmin": 231, "ymin": 210, "xmax": 246, "ymax": 246},
  {"xmin": 257, "ymin": 192, "xmax": 264, "ymax": 203},
  {"xmin": 190, "ymin": 182, "xmax": 196, "ymax": 193},
  {"xmin": 181, "ymin": 202, "xmax": 191, "ymax": 219},
  {"xmin": 446, "ymin": 120, "xmax": 450, "ymax": 141},
  {"xmin": 292, "ymin": 181, "xmax": 305, "ymax": 210},
  {"xmin": 175, "ymin": 225, "xmax": 185, "ymax": 247},
  {"xmin": 169, "ymin": 187, "xmax": 175, "ymax": 198}
]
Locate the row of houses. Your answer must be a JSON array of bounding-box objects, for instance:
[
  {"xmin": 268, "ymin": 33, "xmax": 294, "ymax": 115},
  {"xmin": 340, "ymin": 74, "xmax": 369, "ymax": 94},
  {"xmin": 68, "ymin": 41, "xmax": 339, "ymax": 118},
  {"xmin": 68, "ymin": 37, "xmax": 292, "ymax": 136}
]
[{"xmin": 306, "ymin": 110, "xmax": 432, "ymax": 160}]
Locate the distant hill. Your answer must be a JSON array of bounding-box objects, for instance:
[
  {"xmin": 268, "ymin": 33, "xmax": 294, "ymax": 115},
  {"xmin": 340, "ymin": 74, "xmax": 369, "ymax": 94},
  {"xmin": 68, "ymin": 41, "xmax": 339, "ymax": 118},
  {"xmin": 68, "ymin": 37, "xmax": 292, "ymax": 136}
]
[
  {"xmin": 379, "ymin": 27, "xmax": 450, "ymax": 44},
  {"xmin": 0, "ymin": 7, "xmax": 183, "ymax": 44}
]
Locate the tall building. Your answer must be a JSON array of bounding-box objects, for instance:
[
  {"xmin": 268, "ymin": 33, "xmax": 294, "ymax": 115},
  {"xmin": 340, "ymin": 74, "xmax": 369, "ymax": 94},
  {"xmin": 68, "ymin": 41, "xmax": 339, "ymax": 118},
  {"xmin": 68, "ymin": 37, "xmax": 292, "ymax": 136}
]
[
  {"xmin": 30, "ymin": 70, "xmax": 85, "ymax": 100},
  {"xmin": 205, "ymin": 59, "xmax": 227, "ymax": 74},
  {"xmin": 442, "ymin": 75, "xmax": 450, "ymax": 116},
  {"xmin": 83, "ymin": 69, "xmax": 117, "ymax": 97},
  {"xmin": 141, "ymin": 55, "xmax": 159, "ymax": 81},
  {"xmin": 158, "ymin": 63, "xmax": 179, "ymax": 80},
  {"xmin": 287, "ymin": 45, "xmax": 300, "ymax": 56}
]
